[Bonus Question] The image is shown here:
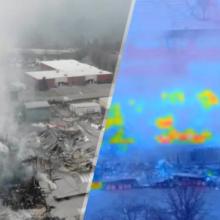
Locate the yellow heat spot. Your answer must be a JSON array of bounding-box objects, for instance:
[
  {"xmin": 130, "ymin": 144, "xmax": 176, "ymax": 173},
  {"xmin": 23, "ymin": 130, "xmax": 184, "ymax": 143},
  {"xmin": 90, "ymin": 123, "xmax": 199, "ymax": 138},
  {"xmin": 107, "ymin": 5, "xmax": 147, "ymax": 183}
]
[
  {"xmin": 110, "ymin": 128, "xmax": 135, "ymax": 145},
  {"xmin": 197, "ymin": 90, "xmax": 219, "ymax": 109},
  {"xmin": 91, "ymin": 182, "xmax": 103, "ymax": 190},
  {"xmin": 105, "ymin": 104, "xmax": 124, "ymax": 129},
  {"xmin": 201, "ymin": 131, "xmax": 212, "ymax": 139}
]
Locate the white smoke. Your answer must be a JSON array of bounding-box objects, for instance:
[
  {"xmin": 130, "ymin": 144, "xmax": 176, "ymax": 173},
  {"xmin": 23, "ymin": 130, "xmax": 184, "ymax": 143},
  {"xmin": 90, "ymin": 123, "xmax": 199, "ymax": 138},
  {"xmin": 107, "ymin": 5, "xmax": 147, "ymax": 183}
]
[
  {"xmin": 0, "ymin": 143, "xmax": 9, "ymax": 154},
  {"xmin": 37, "ymin": 173, "xmax": 57, "ymax": 191},
  {"xmin": 0, "ymin": 208, "xmax": 32, "ymax": 220}
]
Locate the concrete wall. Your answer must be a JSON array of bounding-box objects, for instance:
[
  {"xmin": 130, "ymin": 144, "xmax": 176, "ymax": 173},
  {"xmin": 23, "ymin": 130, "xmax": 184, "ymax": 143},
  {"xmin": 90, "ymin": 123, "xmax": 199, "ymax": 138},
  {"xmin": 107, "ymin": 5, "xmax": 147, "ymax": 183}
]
[
  {"xmin": 70, "ymin": 104, "xmax": 101, "ymax": 116},
  {"xmin": 25, "ymin": 107, "xmax": 50, "ymax": 122}
]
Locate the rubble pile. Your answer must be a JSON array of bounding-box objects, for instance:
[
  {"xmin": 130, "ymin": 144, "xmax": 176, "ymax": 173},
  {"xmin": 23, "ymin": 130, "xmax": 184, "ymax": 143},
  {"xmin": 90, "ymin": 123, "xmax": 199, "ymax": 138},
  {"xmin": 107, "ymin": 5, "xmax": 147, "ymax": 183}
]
[
  {"xmin": 0, "ymin": 101, "xmax": 104, "ymax": 219},
  {"xmin": 43, "ymin": 217, "xmax": 65, "ymax": 220},
  {"xmin": 37, "ymin": 126, "xmax": 95, "ymax": 173},
  {"xmin": 63, "ymin": 146, "xmax": 95, "ymax": 172},
  {"xmin": 79, "ymin": 113, "xmax": 103, "ymax": 129},
  {"xmin": 38, "ymin": 127, "xmax": 82, "ymax": 153}
]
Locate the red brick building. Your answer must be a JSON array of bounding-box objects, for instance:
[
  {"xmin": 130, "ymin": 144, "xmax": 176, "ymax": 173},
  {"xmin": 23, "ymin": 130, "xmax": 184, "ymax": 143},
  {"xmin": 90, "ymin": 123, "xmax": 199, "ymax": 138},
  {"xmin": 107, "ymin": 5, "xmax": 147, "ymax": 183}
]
[{"xmin": 26, "ymin": 60, "xmax": 113, "ymax": 90}]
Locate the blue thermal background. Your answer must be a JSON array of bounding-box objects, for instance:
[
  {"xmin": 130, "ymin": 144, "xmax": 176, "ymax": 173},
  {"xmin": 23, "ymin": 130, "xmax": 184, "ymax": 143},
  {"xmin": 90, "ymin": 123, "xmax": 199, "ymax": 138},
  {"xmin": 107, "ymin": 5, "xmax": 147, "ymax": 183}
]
[{"xmin": 84, "ymin": 0, "xmax": 220, "ymax": 219}]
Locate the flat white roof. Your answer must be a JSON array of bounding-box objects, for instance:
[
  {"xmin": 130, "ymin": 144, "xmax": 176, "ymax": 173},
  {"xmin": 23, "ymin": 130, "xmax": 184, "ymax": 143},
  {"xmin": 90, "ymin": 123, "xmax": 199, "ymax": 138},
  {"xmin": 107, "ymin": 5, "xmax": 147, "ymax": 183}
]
[
  {"xmin": 26, "ymin": 70, "xmax": 60, "ymax": 80},
  {"xmin": 25, "ymin": 101, "xmax": 50, "ymax": 109},
  {"xmin": 26, "ymin": 59, "xmax": 112, "ymax": 80}
]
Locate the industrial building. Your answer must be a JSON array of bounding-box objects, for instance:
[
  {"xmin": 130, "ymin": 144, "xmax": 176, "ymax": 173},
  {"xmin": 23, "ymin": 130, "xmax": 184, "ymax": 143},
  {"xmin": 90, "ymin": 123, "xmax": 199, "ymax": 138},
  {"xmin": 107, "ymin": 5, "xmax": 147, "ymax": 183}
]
[
  {"xmin": 24, "ymin": 101, "xmax": 50, "ymax": 122},
  {"xmin": 69, "ymin": 102, "xmax": 101, "ymax": 116},
  {"xmin": 25, "ymin": 59, "xmax": 113, "ymax": 90}
]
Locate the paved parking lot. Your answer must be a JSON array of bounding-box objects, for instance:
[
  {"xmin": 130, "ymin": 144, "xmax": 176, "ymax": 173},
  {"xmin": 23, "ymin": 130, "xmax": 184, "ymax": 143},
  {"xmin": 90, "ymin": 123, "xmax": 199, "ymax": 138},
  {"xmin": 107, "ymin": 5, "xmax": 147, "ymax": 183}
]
[{"xmin": 21, "ymin": 84, "xmax": 112, "ymax": 102}]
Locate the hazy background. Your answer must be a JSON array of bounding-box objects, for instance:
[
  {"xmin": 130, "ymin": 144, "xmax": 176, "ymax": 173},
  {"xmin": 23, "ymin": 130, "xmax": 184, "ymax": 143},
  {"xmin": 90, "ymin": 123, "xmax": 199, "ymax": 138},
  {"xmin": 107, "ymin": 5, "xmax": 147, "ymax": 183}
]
[
  {"xmin": 0, "ymin": 0, "xmax": 133, "ymax": 49},
  {"xmin": 0, "ymin": 0, "xmax": 133, "ymax": 161}
]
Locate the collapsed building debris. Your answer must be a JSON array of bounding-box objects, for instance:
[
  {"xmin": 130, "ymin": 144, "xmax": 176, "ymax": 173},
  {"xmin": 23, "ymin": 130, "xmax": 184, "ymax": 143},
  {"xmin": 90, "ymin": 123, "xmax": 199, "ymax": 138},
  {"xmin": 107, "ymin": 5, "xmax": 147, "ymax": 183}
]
[
  {"xmin": 42, "ymin": 217, "xmax": 65, "ymax": 220},
  {"xmin": 35, "ymin": 126, "xmax": 95, "ymax": 174},
  {"xmin": 0, "ymin": 99, "xmax": 104, "ymax": 220}
]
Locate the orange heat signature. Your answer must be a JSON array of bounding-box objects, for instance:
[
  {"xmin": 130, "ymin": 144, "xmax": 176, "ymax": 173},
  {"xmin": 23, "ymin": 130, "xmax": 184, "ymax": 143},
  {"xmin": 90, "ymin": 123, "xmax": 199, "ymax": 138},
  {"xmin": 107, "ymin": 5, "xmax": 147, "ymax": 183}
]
[
  {"xmin": 156, "ymin": 129, "xmax": 212, "ymax": 144},
  {"xmin": 156, "ymin": 135, "xmax": 172, "ymax": 144},
  {"xmin": 155, "ymin": 116, "xmax": 174, "ymax": 129}
]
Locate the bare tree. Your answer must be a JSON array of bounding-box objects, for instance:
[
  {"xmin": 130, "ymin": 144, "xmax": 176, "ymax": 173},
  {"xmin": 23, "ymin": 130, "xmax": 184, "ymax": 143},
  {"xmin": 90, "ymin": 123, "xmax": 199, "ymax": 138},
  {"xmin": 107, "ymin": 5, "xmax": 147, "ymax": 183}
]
[
  {"xmin": 122, "ymin": 203, "xmax": 145, "ymax": 220},
  {"xmin": 91, "ymin": 199, "xmax": 171, "ymax": 220},
  {"xmin": 185, "ymin": 0, "xmax": 211, "ymax": 20},
  {"xmin": 167, "ymin": 186, "xmax": 206, "ymax": 220}
]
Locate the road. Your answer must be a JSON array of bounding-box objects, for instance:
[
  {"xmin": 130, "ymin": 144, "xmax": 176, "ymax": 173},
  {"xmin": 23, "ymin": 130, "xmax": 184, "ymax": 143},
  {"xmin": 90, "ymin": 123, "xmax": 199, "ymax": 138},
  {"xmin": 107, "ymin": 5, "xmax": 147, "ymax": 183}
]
[{"xmin": 21, "ymin": 84, "xmax": 112, "ymax": 102}]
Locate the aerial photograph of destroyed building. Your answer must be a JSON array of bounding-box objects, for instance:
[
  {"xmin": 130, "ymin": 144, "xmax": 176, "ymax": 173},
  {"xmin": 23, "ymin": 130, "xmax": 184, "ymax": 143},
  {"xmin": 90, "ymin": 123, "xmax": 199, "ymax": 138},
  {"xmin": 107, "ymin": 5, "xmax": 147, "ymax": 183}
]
[{"xmin": 0, "ymin": 0, "xmax": 132, "ymax": 219}]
